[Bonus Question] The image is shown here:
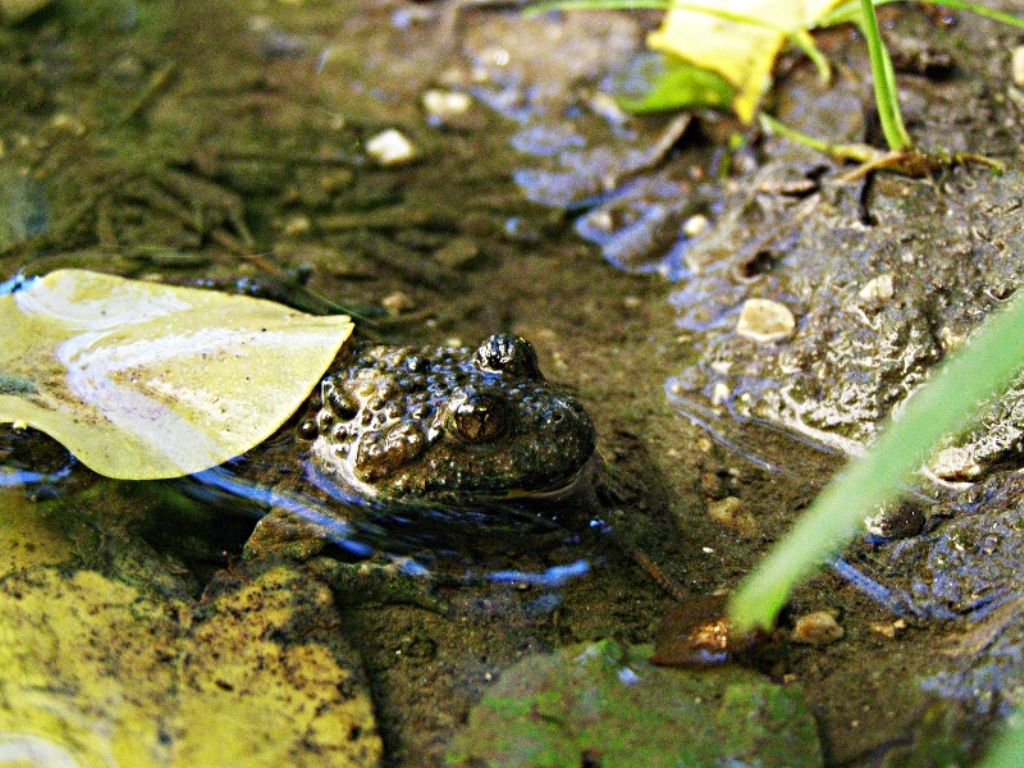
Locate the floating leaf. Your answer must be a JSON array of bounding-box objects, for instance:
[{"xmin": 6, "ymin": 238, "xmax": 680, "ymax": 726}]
[
  {"xmin": 0, "ymin": 269, "xmax": 353, "ymax": 480},
  {"xmin": 646, "ymin": 0, "xmax": 843, "ymax": 122}
]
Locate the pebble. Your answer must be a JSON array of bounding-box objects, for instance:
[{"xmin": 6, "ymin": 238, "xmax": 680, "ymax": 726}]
[
  {"xmin": 736, "ymin": 298, "xmax": 795, "ymax": 343},
  {"xmin": 683, "ymin": 214, "xmax": 709, "ymax": 238},
  {"xmin": 1013, "ymin": 46, "xmax": 1024, "ymax": 87},
  {"xmin": 366, "ymin": 129, "xmax": 416, "ymax": 166},
  {"xmin": 422, "ymin": 89, "xmax": 472, "ymax": 119},
  {"xmin": 858, "ymin": 273, "xmax": 894, "ymax": 302},
  {"xmin": 930, "ymin": 446, "xmax": 983, "ymax": 482},
  {"xmin": 381, "ymin": 291, "xmax": 416, "ymax": 315},
  {"xmin": 791, "ymin": 611, "xmax": 844, "ymax": 645},
  {"xmin": 869, "ymin": 619, "xmax": 906, "ymax": 639},
  {"xmin": 706, "ymin": 496, "xmax": 756, "ymax": 536},
  {"xmin": 710, "ymin": 381, "xmax": 730, "ymax": 406}
]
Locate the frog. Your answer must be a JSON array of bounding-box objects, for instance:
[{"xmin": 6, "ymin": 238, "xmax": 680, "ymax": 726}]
[
  {"xmin": 237, "ymin": 332, "xmax": 599, "ymax": 605},
  {"xmin": 299, "ymin": 333, "xmax": 596, "ymax": 506}
]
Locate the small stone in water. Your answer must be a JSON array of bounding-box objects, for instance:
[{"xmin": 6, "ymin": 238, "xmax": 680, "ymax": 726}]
[
  {"xmin": 366, "ymin": 129, "xmax": 416, "ymax": 166},
  {"xmin": 683, "ymin": 213, "xmax": 709, "ymax": 238},
  {"xmin": 381, "ymin": 291, "xmax": 416, "ymax": 315},
  {"xmin": 706, "ymin": 496, "xmax": 756, "ymax": 536},
  {"xmin": 422, "ymin": 89, "xmax": 472, "ymax": 118},
  {"xmin": 791, "ymin": 611, "xmax": 843, "ymax": 645},
  {"xmin": 736, "ymin": 299, "xmax": 795, "ymax": 343}
]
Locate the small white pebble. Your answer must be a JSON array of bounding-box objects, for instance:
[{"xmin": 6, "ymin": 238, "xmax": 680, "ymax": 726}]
[
  {"xmin": 1013, "ymin": 45, "xmax": 1024, "ymax": 87},
  {"xmin": 683, "ymin": 213, "xmax": 709, "ymax": 238},
  {"xmin": 366, "ymin": 128, "xmax": 416, "ymax": 166},
  {"xmin": 710, "ymin": 380, "xmax": 730, "ymax": 406},
  {"xmin": 791, "ymin": 611, "xmax": 844, "ymax": 645},
  {"xmin": 736, "ymin": 298, "xmax": 795, "ymax": 343},
  {"xmin": 930, "ymin": 446, "xmax": 982, "ymax": 481},
  {"xmin": 858, "ymin": 273, "xmax": 894, "ymax": 302},
  {"xmin": 587, "ymin": 209, "xmax": 615, "ymax": 233},
  {"xmin": 422, "ymin": 89, "xmax": 472, "ymax": 118},
  {"xmin": 381, "ymin": 290, "xmax": 416, "ymax": 315}
]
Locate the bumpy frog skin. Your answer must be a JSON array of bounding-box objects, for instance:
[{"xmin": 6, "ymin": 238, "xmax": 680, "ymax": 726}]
[{"xmin": 296, "ymin": 334, "xmax": 596, "ymax": 505}]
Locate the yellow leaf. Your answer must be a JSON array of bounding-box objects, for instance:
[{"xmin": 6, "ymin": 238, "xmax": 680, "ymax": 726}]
[
  {"xmin": 647, "ymin": 0, "xmax": 842, "ymax": 122},
  {"xmin": 0, "ymin": 269, "xmax": 353, "ymax": 480}
]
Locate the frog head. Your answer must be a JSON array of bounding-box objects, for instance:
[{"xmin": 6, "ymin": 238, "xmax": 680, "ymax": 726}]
[{"xmin": 300, "ymin": 335, "xmax": 596, "ymax": 506}]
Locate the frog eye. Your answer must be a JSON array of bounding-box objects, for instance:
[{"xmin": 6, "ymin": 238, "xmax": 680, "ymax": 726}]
[
  {"xmin": 446, "ymin": 391, "xmax": 507, "ymax": 443},
  {"xmin": 473, "ymin": 334, "xmax": 542, "ymax": 379}
]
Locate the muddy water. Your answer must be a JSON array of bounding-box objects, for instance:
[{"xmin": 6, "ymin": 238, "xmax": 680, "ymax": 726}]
[{"xmin": 4, "ymin": 0, "xmax": 1024, "ymax": 765}]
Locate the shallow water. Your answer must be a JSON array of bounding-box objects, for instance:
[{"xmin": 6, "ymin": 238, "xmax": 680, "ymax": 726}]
[{"xmin": 5, "ymin": 1, "xmax": 1024, "ymax": 766}]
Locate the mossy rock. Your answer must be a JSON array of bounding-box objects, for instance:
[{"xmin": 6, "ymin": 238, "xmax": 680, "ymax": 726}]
[{"xmin": 446, "ymin": 639, "xmax": 822, "ymax": 768}]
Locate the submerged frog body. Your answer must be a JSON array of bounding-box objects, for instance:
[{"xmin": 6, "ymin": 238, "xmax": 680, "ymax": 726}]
[{"xmin": 295, "ymin": 334, "xmax": 597, "ymax": 507}]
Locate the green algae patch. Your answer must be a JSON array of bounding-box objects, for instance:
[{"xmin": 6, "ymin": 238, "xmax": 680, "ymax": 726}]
[
  {"xmin": 0, "ymin": 269, "xmax": 353, "ymax": 480},
  {"xmin": 446, "ymin": 640, "xmax": 821, "ymax": 768},
  {"xmin": 0, "ymin": 568, "xmax": 183, "ymax": 767},
  {"xmin": 0, "ymin": 565, "xmax": 381, "ymax": 767},
  {"xmin": 175, "ymin": 565, "xmax": 382, "ymax": 767},
  {"xmin": 0, "ymin": 488, "xmax": 76, "ymax": 575}
]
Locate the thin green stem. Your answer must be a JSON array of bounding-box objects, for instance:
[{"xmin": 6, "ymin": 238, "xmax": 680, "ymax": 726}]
[
  {"xmin": 788, "ymin": 29, "xmax": 831, "ymax": 84},
  {"xmin": 758, "ymin": 114, "xmax": 874, "ymax": 162},
  {"xmin": 819, "ymin": 0, "xmax": 1024, "ymax": 31},
  {"xmin": 858, "ymin": 0, "xmax": 911, "ymax": 151}
]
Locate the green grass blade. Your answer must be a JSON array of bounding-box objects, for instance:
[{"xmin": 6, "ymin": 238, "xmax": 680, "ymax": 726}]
[
  {"xmin": 980, "ymin": 713, "xmax": 1024, "ymax": 768},
  {"xmin": 818, "ymin": 0, "xmax": 1024, "ymax": 31},
  {"xmin": 729, "ymin": 286, "xmax": 1024, "ymax": 632},
  {"xmin": 858, "ymin": 0, "xmax": 911, "ymax": 151}
]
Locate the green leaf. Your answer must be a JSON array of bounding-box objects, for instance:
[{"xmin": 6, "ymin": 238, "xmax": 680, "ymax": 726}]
[
  {"xmin": 645, "ymin": 0, "xmax": 843, "ymax": 122},
  {"xmin": 0, "ymin": 269, "xmax": 353, "ymax": 480},
  {"xmin": 614, "ymin": 54, "xmax": 734, "ymax": 114}
]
